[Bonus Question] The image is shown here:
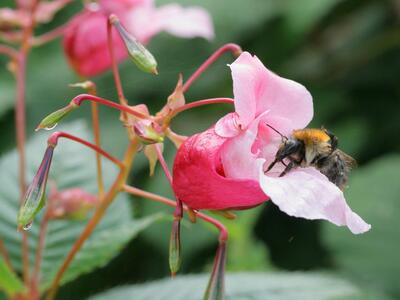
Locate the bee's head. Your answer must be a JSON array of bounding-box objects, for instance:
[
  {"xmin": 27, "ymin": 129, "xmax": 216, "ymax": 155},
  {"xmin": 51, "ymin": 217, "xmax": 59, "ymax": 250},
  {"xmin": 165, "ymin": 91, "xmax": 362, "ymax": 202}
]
[{"xmin": 276, "ymin": 138, "xmax": 303, "ymax": 160}]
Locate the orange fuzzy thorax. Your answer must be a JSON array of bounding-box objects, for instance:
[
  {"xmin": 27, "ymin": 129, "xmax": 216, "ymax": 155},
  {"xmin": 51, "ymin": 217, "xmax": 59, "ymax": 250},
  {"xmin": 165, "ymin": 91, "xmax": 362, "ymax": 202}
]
[{"xmin": 292, "ymin": 129, "xmax": 330, "ymax": 145}]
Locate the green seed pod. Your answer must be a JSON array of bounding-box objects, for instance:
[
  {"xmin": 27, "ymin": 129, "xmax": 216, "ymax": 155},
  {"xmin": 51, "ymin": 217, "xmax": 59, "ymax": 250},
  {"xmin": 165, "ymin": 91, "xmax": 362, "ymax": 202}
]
[
  {"xmin": 110, "ymin": 15, "xmax": 158, "ymax": 75},
  {"xmin": 17, "ymin": 146, "xmax": 55, "ymax": 230},
  {"xmin": 35, "ymin": 103, "xmax": 77, "ymax": 131}
]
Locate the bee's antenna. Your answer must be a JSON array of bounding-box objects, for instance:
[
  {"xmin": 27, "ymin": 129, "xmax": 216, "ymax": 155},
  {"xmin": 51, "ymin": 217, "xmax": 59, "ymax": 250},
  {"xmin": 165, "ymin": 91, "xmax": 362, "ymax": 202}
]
[{"xmin": 265, "ymin": 123, "xmax": 288, "ymax": 140}]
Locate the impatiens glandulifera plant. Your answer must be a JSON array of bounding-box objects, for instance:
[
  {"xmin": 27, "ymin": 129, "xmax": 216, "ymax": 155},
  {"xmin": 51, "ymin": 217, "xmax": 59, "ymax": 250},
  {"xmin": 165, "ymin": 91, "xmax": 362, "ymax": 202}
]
[
  {"xmin": 21, "ymin": 39, "xmax": 240, "ymax": 299},
  {"xmin": 1, "ymin": 2, "xmax": 371, "ymax": 300},
  {"xmin": 1, "ymin": 0, "xmax": 215, "ymax": 298}
]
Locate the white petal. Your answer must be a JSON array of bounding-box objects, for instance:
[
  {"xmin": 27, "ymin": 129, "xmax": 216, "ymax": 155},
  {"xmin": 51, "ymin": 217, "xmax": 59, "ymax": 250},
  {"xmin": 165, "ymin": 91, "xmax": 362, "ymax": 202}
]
[{"xmin": 259, "ymin": 167, "xmax": 371, "ymax": 234}]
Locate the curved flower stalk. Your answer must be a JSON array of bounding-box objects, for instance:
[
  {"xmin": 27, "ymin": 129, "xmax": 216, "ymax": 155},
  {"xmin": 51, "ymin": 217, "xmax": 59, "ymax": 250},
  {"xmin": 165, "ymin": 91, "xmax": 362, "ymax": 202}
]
[
  {"xmin": 173, "ymin": 51, "xmax": 371, "ymax": 235},
  {"xmin": 17, "ymin": 131, "xmax": 123, "ymax": 230},
  {"xmin": 63, "ymin": 0, "xmax": 214, "ymax": 76}
]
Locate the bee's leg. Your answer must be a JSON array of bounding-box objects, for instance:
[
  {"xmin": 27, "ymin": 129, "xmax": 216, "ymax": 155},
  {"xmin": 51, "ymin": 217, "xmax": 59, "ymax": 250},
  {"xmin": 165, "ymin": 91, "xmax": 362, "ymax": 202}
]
[
  {"xmin": 265, "ymin": 158, "xmax": 279, "ymax": 173},
  {"xmin": 279, "ymin": 161, "xmax": 295, "ymax": 177}
]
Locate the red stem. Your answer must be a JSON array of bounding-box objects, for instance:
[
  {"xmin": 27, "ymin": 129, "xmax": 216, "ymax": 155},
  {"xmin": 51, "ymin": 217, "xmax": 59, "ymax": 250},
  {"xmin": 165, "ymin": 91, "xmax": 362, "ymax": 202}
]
[
  {"xmin": 153, "ymin": 145, "xmax": 182, "ymax": 219},
  {"xmin": 47, "ymin": 132, "xmax": 124, "ymax": 168},
  {"xmin": 18, "ymin": 0, "xmax": 41, "ymax": 287},
  {"xmin": 71, "ymin": 94, "xmax": 148, "ymax": 119},
  {"xmin": 183, "ymin": 43, "xmax": 242, "ymax": 93},
  {"xmin": 155, "ymin": 144, "xmax": 172, "ymax": 186},
  {"xmin": 171, "ymin": 98, "xmax": 234, "ymax": 117},
  {"xmin": 107, "ymin": 15, "xmax": 126, "ymax": 106},
  {"xmin": 122, "ymin": 185, "xmax": 227, "ymax": 241}
]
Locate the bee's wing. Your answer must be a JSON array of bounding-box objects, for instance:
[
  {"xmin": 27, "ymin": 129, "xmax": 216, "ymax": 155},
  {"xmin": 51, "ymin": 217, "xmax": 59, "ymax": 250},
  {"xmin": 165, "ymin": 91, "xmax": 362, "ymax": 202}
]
[{"xmin": 336, "ymin": 149, "xmax": 357, "ymax": 169}]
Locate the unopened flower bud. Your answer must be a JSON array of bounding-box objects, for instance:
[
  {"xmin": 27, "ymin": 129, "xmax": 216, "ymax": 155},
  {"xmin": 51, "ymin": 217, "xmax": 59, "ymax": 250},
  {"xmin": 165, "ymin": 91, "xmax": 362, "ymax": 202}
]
[
  {"xmin": 47, "ymin": 188, "xmax": 97, "ymax": 220},
  {"xmin": 17, "ymin": 146, "xmax": 55, "ymax": 230},
  {"xmin": 133, "ymin": 120, "xmax": 164, "ymax": 145},
  {"xmin": 169, "ymin": 218, "xmax": 181, "ymax": 276},
  {"xmin": 110, "ymin": 15, "xmax": 158, "ymax": 75},
  {"xmin": 35, "ymin": 102, "xmax": 78, "ymax": 131}
]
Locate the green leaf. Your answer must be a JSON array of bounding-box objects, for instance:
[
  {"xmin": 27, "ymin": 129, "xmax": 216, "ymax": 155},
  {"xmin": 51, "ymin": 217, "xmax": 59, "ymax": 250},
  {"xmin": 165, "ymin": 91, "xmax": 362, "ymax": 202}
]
[
  {"xmin": 0, "ymin": 257, "xmax": 25, "ymax": 296},
  {"xmin": 89, "ymin": 272, "xmax": 362, "ymax": 300},
  {"xmin": 322, "ymin": 155, "xmax": 400, "ymax": 299},
  {"xmin": 0, "ymin": 121, "xmax": 158, "ymax": 290}
]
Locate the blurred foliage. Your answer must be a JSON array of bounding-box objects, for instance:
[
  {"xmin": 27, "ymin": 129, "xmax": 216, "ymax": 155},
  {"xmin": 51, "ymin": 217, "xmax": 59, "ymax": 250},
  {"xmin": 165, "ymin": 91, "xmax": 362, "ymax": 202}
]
[
  {"xmin": 89, "ymin": 272, "xmax": 368, "ymax": 300},
  {"xmin": 323, "ymin": 155, "xmax": 400, "ymax": 299},
  {"xmin": 0, "ymin": 0, "xmax": 399, "ymax": 299},
  {"xmin": 0, "ymin": 258, "xmax": 25, "ymax": 297}
]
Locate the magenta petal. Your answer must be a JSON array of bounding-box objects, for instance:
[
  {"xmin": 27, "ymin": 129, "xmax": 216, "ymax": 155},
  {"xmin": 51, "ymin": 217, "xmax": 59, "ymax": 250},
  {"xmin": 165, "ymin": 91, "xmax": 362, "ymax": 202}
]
[
  {"xmin": 259, "ymin": 167, "xmax": 371, "ymax": 234},
  {"xmin": 230, "ymin": 52, "xmax": 314, "ymax": 130},
  {"xmin": 172, "ymin": 128, "xmax": 268, "ymax": 211},
  {"xmin": 63, "ymin": 11, "xmax": 127, "ymax": 77}
]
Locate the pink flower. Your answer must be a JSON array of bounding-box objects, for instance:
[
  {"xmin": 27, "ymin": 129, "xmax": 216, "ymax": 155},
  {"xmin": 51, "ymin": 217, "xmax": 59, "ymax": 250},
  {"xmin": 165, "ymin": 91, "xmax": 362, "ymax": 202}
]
[
  {"xmin": 47, "ymin": 187, "xmax": 97, "ymax": 220},
  {"xmin": 173, "ymin": 52, "xmax": 371, "ymax": 234},
  {"xmin": 63, "ymin": 0, "xmax": 214, "ymax": 77}
]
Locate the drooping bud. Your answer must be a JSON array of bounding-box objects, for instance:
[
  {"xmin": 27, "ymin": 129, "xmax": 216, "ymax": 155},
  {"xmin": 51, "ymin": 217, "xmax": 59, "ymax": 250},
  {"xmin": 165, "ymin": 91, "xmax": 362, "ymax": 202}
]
[
  {"xmin": 35, "ymin": 102, "xmax": 78, "ymax": 131},
  {"xmin": 133, "ymin": 120, "xmax": 164, "ymax": 145},
  {"xmin": 47, "ymin": 188, "xmax": 97, "ymax": 220},
  {"xmin": 169, "ymin": 218, "xmax": 181, "ymax": 276},
  {"xmin": 203, "ymin": 242, "xmax": 227, "ymax": 300},
  {"xmin": 109, "ymin": 14, "xmax": 158, "ymax": 75},
  {"xmin": 17, "ymin": 146, "xmax": 55, "ymax": 230}
]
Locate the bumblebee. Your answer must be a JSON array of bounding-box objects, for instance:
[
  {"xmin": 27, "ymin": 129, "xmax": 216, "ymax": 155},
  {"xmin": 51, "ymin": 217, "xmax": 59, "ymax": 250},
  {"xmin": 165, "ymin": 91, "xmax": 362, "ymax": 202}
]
[{"xmin": 265, "ymin": 126, "xmax": 356, "ymax": 190}]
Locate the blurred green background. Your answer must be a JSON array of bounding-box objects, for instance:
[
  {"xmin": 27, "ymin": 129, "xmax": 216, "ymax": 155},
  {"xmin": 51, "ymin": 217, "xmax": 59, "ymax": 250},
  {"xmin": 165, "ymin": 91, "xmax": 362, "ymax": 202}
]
[{"xmin": 1, "ymin": 0, "xmax": 399, "ymax": 299}]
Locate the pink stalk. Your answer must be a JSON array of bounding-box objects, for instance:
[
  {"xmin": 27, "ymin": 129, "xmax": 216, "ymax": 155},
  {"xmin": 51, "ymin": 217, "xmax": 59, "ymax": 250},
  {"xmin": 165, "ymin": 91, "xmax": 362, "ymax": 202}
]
[
  {"xmin": 0, "ymin": 45, "xmax": 18, "ymax": 59},
  {"xmin": 155, "ymin": 144, "xmax": 173, "ymax": 186},
  {"xmin": 171, "ymin": 97, "xmax": 234, "ymax": 117},
  {"xmin": 32, "ymin": 22, "xmax": 70, "ymax": 46},
  {"xmin": 17, "ymin": 0, "xmax": 41, "ymax": 285},
  {"xmin": 122, "ymin": 185, "xmax": 228, "ymax": 241},
  {"xmin": 71, "ymin": 94, "xmax": 148, "ymax": 119},
  {"xmin": 47, "ymin": 132, "xmax": 124, "ymax": 168},
  {"xmin": 107, "ymin": 15, "xmax": 127, "ymax": 105},
  {"xmin": 183, "ymin": 43, "xmax": 242, "ymax": 93}
]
